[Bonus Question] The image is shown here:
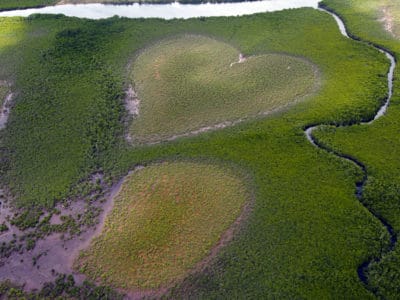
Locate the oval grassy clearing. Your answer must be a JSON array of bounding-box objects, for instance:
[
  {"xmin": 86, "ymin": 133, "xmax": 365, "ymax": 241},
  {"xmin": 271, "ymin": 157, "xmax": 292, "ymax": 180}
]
[
  {"xmin": 75, "ymin": 162, "xmax": 250, "ymax": 290},
  {"xmin": 129, "ymin": 35, "xmax": 318, "ymax": 143}
]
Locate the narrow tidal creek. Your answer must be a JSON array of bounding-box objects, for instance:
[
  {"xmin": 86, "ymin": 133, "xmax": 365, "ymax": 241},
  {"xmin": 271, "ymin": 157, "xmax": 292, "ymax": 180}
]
[{"xmin": 305, "ymin": 5, "xmax": 397, "ymax": 294}]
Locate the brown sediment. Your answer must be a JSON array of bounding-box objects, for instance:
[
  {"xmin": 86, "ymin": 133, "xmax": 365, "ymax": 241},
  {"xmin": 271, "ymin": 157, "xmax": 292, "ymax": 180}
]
[
  {"xmin": 0, "ymin": 81, "xmax": 13, "ymax": 130},
  {"xmin": 125, "ymin": 84, "xmax": 140, "ymax": 117},
  {"xmin": 124, "ymin": 84, "xmax": 141, "ymax": 143},
  {"xmin": 230, "ymin": 53, "xmax": 247, "ymax": 67},
  {"xmin": 0, "ymin": 169, "xmax": 143, "ymax": 292},
  {"xmin": 379, "ymin": 6, "xmax": 397, "ymax": 38}
]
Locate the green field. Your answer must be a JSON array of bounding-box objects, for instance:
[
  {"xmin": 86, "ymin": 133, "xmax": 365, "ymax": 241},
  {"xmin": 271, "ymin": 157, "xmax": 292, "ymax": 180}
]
[
  {"xmin": 130, "ymin": 35, "xmax": 317, "ymax": 143},
  {"xmin": 0, "ymin": 4, "xmax": 396, "ymax": 298},
  {"xmin": 76, "ymin": 162, "xmax": 249, "ymax": 290}
]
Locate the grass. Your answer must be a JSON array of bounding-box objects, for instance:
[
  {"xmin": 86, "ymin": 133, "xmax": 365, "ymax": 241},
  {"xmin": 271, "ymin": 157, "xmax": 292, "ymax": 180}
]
[
  {"xmin": 0, "ymin": 7, "xmax": 395, "ymax": 298},
  {"xmin": 75, "ymin": 161, "xmax": 249, "ymax": 289},
  {"xmin": 311, "ymin": 0, "xmax": 400, "ymax": 298},
  {"xmin": 130, "ymin": 35, "xmax": 318, "ymax": 143}
]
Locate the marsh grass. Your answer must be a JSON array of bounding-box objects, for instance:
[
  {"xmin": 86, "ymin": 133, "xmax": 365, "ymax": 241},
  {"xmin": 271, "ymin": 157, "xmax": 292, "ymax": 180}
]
[
  {"xmin": 130, "ymin": 35, "xmax": 317, "ymax": 143},
  {"xmin": 75, "ymin": 161, "xmax": 249, "ymax": 289}
]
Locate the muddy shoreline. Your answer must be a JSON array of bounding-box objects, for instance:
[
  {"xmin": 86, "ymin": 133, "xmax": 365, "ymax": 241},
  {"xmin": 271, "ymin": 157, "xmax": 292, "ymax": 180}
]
[
  {"xmin": 0, "ymin": 172, "xmax": 129, "ymax": 291},
  {"xmin": 0, "ymin": 162, "xmax": 253, "ymax": 299}
]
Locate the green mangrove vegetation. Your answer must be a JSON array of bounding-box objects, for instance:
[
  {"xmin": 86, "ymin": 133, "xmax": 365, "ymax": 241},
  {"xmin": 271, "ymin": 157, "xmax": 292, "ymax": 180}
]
[
  {"xmin": 0, "ymin": 0, "xmax": 57, "ymax": 12},
  {"xmin": 76, "ymin": 162, "xmax": 250, "ymax": 289},
  {"xmin": 0, "ymin": 3, "xmax": 397, "ymax": 298},
  {"xmin": 312, "ymin": 0, "xmax": 400, "ymax": 298},
  {"xmin": 130, "ymin": 35, "xmax": 317, "ymax": 143}
]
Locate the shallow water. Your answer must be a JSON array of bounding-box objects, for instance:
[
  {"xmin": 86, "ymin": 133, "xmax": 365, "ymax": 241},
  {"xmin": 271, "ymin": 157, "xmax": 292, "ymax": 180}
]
[{"xmin": 0, "ymin": 0, "xmax": 319, "ymax": 20}]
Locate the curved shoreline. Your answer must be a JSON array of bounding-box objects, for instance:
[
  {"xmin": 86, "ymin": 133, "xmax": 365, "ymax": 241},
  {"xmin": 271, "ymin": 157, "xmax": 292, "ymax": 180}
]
[{"xmin": 305, "ymin": 4, "xmax": 397, "ymax": 294}]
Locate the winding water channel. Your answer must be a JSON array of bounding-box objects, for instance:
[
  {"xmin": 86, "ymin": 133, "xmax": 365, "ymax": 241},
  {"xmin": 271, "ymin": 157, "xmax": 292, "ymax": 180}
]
[
  {"xmin": 0, "ymin": 0, "xmax": 397, "ymax": 294},
  {"xmin": 305, "ymin": 7, "xmax": 397, "ymax": 293}
]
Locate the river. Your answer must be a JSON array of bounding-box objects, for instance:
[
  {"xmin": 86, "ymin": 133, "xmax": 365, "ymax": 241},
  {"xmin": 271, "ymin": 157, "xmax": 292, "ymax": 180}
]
[{"xmin": 0, "ymin": 0, "xmax": 319, "ymax": 19}]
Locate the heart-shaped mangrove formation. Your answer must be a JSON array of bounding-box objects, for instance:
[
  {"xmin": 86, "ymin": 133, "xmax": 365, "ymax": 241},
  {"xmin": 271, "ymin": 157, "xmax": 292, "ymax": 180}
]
[
  {"xmin": 75, "ymin": 161, "xmax": 251, "ymax": 291},
  {"xmin": 128, "ymin": 35, "xmax": 319, "ymax": 143}
]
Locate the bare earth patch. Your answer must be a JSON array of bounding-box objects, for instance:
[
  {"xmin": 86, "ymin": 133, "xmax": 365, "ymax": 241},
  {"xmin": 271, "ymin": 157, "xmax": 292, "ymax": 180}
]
[
  {"xmin": 230, "ymin": 53, "xmax": 247, "ymax": 67},
  {"xmin": 379, "ymin": 6, "xmax": 396, "ymax": 37},
  {"xmin": 0, "ymin": 81, "xmax": 13, "ymax": 130},
  {"xmin": 0, "ymin": 170, "xmax": 142, "ymax": 292}
]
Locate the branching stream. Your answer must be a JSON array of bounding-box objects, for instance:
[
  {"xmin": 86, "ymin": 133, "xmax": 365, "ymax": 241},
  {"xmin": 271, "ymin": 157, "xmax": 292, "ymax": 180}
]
[{"xmin": 305, "ymin": 5, "xmax": 397, "ymax": 295}]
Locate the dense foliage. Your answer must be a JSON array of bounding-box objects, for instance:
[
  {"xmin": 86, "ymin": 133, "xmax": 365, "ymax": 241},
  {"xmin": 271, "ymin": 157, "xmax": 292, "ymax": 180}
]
[
  {"xmin": 0, "ymin": 6, "xmax": 394, "ymax": 298},
  {"xmin": 312, "ymin": 0, "xmax": 400, "ymax": 298},
  {"xmin": 0, "ymin": 0, "xmax": 57, "ymax": 12},
  {"xmin": 0, "ymin": 275, "xmax": 124, "ymax": 299}
]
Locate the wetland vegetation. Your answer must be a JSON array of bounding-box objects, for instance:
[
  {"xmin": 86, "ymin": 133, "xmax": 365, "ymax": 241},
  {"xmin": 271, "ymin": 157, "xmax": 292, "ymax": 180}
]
[
  {"xmin": 0, "ymin": 0, "xmax": 57, "ymax": 11},
  {"xmin": 76, "ymin": 162, "xmax": 250, "ymax": 290},
  {"xmin": 0, "ymin": 0, "xmax": 399, "ymax": 298},
  {"xmin": 312, "ymin": 0, "xmax": 400, "ymax": 298},
  {"xmin": 130, "ymin": 35, "xmax": 317, "ymax": 143}
]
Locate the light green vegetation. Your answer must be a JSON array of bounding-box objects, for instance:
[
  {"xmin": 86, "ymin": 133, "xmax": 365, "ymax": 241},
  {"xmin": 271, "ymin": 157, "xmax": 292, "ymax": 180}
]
[
  {"xmin": 76, "ymin": 162, "xmax": 249, "ymax": 289},
  {"xmin": 313, "ymin": 0, "xmax": 400, "ymax": 298},
  {"xmin": 130, "ymin": 35, "xmax": 317, "ymax": 143},
  {"xmin": 0, "ymin": 7, "xmax": 394, "ymax": 297}
]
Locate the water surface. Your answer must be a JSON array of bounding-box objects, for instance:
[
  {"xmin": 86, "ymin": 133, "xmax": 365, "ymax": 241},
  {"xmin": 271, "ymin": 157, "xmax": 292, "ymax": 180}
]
[{"xmin": 0, "ymin": 0, "xmax": 319, "ymax": 19}]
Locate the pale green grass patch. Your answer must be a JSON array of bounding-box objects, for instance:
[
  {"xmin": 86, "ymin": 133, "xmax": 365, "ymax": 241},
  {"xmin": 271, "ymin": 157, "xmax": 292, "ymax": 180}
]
[
  {"xmin": 129, "ymin": 35, "xmax": 318, "ymax": 143},
  {"xmin": 76, "ymin": 161, "xmax": 250, "ymax": 290}
]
